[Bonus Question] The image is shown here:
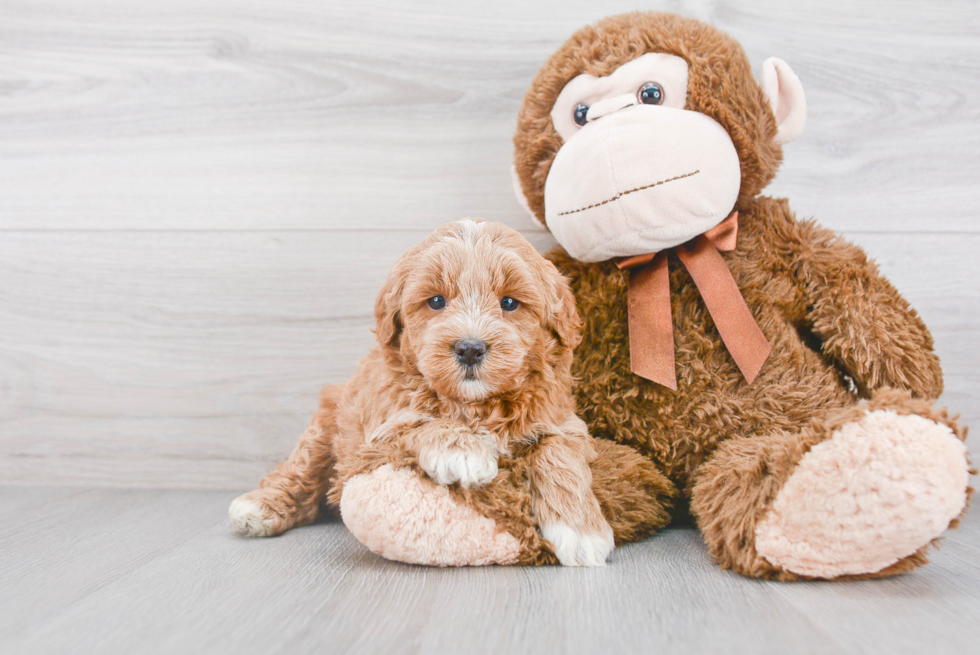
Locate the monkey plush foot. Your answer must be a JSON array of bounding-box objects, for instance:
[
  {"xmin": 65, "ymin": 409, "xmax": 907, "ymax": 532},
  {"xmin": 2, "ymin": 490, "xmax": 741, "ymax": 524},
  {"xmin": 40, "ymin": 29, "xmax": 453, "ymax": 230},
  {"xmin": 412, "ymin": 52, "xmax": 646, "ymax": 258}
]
[
  {"xmin": 755, "ymin": 410, "xmax": 970, "ymax": 578},
  {"xmin": 340, "ymin": 464, "xmax": 523, "ymax": 566},
  {"xmin": 692, "ymin": 390, "xmax": 971, "ymax": 580}
]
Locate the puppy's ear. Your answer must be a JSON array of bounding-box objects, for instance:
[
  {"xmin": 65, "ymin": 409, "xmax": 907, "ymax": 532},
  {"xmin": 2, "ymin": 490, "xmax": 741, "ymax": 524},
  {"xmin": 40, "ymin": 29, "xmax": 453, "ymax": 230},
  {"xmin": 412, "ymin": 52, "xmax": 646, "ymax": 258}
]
[
  {"xmin": 374, "ymin": 264, "xmax": 407, "ymax": 347},
  {"xmin": 545, "ymin": 263, "xmax": 582, "ymax": 351}
]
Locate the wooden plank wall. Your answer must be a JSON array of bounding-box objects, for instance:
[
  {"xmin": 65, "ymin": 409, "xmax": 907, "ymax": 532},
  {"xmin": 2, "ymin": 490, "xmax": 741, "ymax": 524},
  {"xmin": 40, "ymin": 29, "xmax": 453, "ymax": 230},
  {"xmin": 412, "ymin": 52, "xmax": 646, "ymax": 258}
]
[{"xmin": 1, "ymin": 0, "xmax": 978, "ymax": 489}]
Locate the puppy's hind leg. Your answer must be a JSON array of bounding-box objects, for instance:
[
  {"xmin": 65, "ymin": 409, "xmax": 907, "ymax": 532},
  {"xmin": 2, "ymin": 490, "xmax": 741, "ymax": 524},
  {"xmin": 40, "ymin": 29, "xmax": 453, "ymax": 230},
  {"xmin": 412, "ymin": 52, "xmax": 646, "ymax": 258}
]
[
  {"xmin": 230, "ymin": 385, "xmax": 342, "ymax": 537},
  {"xmin": 528, "ymin": 425, "xmax": 615, "ymax": 567}
]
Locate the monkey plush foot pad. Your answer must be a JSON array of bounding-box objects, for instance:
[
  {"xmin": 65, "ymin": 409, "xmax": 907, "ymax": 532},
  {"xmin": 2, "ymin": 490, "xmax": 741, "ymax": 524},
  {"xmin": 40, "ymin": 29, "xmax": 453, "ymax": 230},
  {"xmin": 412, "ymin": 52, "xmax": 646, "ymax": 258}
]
[
  {"xmin": 340, "ymin": 464, "xmax": 522, "ymax": 566},
  {"xmin": 755, "ymin": 410, "xmax": 969, "ymax": 578}
]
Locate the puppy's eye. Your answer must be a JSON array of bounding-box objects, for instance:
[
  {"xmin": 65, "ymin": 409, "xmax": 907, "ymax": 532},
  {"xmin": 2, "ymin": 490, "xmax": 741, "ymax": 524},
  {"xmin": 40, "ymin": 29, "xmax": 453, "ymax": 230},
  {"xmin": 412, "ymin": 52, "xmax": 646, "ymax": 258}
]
[
  {"xmin": 573, "ymin": 104, "xmax": 589, "ymax": 127},
  {"xmin": 637, "ymin": 82, "xmax": 664, "ymax": 105},
  {"xmin": 427, "ymin": 296, "xmax": 446, "ymax": 310},
  {"xmin": 500, "ymin": 297, "xmax": 520, "ymax": 312}
]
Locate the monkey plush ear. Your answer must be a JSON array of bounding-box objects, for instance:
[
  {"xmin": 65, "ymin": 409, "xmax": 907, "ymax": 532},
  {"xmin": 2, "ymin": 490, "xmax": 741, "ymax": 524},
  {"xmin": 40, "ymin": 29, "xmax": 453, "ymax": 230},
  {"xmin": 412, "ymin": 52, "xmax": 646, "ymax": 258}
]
[
  {"xmin": 510, "ymin": 164, "xmax": 540, "ymax": 223},
  {"xmin": 761, "ymin": 57, "xmax": 807, "ymax": 145}
]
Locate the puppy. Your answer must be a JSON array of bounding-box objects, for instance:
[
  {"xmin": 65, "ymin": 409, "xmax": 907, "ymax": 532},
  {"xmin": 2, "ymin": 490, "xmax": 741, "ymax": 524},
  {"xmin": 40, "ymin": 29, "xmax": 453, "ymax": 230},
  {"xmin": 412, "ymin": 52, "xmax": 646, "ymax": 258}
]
[{"xmin": 229, "ymin": 219, "xmax": 615, "ymax": 566}]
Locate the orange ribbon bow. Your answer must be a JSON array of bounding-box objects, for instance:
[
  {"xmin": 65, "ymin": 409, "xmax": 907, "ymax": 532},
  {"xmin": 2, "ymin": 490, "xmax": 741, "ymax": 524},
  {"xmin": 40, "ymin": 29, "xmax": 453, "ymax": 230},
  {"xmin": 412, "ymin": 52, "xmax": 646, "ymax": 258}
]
[{"xmin": 615, "ymin": 211, "xmax": 771, "ymax": 390}]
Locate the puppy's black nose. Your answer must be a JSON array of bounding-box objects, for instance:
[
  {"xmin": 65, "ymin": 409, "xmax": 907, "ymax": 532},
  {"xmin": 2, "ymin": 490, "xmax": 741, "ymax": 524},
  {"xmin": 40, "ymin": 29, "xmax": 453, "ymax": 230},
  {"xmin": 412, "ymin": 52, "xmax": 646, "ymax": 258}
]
[{"xmin": 454, "ymin": 339, "xmax": 487, "ymax": 366}]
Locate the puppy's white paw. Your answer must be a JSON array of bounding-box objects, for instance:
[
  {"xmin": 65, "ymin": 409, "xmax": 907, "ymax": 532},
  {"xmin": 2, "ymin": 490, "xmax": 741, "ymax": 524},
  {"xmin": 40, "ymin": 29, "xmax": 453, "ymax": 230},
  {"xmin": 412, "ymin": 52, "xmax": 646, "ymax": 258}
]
[
  {"xmin": 419, "ymin": 443, "xmax": 498, "ymax": 489},
  {"xmin": 229, "ymin": 494, "xmax": 279, "ymax": 537},
  {"xmin": 542, "ymin": 521, "xmax": 615, "ymax": 567}
]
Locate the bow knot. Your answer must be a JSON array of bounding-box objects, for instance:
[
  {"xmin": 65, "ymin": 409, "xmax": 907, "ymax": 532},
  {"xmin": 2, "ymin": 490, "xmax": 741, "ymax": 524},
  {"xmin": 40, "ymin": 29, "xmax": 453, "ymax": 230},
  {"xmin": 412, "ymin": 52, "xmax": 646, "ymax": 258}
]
[{"xmin": 614, "ymin": 211, "xmax": 771, "ymax": 390}]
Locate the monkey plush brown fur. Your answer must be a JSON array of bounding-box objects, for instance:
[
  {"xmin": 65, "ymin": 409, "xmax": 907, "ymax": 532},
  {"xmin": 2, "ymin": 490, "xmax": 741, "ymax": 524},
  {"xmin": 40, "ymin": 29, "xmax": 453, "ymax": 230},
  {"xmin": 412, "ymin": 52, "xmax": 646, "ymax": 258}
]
[{"xmin": 511, "ymin": 12, "xmax": 972, "ymax": 579}]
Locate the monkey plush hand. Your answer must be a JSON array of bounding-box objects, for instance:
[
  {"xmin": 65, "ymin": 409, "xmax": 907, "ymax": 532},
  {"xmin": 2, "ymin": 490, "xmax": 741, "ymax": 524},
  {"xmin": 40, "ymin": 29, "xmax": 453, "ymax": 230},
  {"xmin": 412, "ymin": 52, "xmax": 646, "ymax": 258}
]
[{"xmin": 511, "ymin": 12, "xmax": 972, "ymax": 580}]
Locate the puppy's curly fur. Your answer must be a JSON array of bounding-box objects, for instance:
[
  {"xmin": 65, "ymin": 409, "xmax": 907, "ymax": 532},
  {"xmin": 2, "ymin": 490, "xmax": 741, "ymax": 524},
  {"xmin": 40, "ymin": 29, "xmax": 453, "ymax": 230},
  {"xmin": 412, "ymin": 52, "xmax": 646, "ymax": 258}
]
[{"xmin": 229, "ymin": 220, "xmax": 668, "ymax": 566}]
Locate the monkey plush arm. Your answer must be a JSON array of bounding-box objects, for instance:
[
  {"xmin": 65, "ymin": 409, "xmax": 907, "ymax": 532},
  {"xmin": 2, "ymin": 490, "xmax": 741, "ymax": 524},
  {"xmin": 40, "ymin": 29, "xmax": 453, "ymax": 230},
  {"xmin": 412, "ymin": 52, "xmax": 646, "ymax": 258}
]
[
  {"xmin": 768, "ymin": 201, "xmax": 943, "ymax": 398},
  {"xmin": 330, "ymin": 421, "xmax": 675, "ymax": 567}
]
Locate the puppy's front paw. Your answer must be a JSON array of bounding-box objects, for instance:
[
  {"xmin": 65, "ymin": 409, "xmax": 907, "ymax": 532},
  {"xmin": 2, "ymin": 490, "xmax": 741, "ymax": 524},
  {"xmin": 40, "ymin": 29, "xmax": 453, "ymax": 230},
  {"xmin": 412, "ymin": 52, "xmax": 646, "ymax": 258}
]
[
  {"xmin": 419, "ymin": 435, "xmax": 498, "ymax": 489},
  {"xmin": 229, "ymin": 492, "xmax": 284, "ymax": 537},
  {"xmin": 542, "ymin": 521, "xmax": 615, "ymax": 567},
  {"xmin": 368, "ymin": 411, "xmax": 433, "ymax": 443}
]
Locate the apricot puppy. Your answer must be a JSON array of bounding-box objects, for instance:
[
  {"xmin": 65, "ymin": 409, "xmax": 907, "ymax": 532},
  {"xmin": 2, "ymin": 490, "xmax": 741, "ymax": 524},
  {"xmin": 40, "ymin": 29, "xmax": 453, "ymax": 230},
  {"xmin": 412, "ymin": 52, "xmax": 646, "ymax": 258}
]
[{"xmin": 229, "ymin": 219, "xmax": 615, "ymax": 566}]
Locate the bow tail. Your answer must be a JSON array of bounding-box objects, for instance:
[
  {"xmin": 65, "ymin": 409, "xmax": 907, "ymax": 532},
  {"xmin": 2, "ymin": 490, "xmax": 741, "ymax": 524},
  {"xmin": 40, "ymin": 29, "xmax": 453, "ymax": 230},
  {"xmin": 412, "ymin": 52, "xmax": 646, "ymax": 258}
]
[
  {"xmin": 676, "ymin": 235, "xmax": 772, "ymax": 384},
  {"xmin": 626, "ymin": 252, "xmax": 677, "ymax": 390}
]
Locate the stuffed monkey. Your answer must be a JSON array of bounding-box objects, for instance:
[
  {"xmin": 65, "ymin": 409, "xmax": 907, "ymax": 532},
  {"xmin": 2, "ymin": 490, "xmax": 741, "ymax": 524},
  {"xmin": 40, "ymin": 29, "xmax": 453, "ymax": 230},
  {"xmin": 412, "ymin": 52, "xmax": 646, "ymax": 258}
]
[{"xmin": 509, "ymin": 12, "xmax": 971, "ymax": 579}]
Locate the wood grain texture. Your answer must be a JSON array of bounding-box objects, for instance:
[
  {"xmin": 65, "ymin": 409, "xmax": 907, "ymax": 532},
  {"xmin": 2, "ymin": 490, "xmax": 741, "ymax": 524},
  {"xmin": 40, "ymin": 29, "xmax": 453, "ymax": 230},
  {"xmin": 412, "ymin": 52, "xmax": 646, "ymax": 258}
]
[
  {"xmin": 1, "ymin": 0, "xmax": 978, "ymax": 233},
  {"xmin": 1, "ymin": 0, "xmax": 979, "ymax": 488},
  {"xmin": 1, "ymin": 487, "xmax": 978, "ymax": 654}
]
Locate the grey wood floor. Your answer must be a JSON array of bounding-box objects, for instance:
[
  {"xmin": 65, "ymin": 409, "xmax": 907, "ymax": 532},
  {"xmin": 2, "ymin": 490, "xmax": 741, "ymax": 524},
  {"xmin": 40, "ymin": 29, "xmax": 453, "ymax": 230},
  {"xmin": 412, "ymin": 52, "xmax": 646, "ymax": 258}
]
[{"xmin": 2, "ymin": 486, "xmax": 978, "ymax": 655}]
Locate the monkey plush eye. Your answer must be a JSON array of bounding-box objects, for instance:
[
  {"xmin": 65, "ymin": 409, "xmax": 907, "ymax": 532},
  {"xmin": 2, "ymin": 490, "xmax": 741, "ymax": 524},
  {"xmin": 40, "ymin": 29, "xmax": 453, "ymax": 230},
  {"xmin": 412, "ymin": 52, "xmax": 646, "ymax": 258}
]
[
  {"xmin": 573, "ymin": 104, "xmax": 589, "ymax": 127},
  {"xmin": 500, "ymin": 297, "xmax": 520, "ymax": 312},
  {"xmin": 427, "ymin": 296, "xmax": 447, "ymax": 310},
  {"xmin": 638, "ymin": 82, "xmax": 665, "ymax": 105}
]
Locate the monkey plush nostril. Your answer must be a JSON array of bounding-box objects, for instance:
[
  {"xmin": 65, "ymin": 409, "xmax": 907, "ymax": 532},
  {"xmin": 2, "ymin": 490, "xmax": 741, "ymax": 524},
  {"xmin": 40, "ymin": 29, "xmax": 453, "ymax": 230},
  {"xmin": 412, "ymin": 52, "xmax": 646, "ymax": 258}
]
[{"xmin": 454, "ymin": 339, "xmax": 488, "ymax": 367}]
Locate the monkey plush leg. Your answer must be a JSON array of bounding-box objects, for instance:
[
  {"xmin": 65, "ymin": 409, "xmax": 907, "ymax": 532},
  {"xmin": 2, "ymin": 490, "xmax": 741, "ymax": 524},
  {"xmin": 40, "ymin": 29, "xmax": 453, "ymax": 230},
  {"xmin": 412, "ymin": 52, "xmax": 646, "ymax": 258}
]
[
  {"xmin": 228, "ymin": 386, "xmax": 342, "ymax": 537},
  {"xmin": 691, "ymin": 388, "xmax": 971, "ymax": 580},
  {"xmin": 335, "ymin": 438, "xmax": 675, "ymax": 566},
  {"xmin": 589, "ymin": 439, "xmax": 676, "ymax": 544}
]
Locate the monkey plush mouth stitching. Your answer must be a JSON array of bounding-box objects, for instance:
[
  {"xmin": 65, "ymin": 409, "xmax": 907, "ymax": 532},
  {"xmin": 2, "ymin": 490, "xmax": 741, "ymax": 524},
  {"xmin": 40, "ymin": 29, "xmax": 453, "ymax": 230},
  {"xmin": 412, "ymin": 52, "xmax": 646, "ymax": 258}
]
[{"xmin": 556, "ymin": 169, "xmax": 700, "ymax": 217}]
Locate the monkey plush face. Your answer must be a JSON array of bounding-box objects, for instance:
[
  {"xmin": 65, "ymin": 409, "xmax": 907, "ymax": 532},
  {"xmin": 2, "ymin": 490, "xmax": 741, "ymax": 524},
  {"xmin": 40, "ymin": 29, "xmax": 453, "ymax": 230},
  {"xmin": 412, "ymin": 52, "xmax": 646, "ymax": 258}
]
[
  {"xmin": 545, "ymin": 52, "xmax": 741, "ymax": 261},
  {"xmin": 513, "ymin": 12, "xmax": 806, "ymax": 262}
]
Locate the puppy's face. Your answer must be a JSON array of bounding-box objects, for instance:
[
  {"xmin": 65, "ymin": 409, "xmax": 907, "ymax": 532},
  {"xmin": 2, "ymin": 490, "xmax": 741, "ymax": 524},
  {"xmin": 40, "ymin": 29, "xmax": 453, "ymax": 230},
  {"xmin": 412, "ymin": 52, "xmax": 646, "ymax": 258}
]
[{"xmin": 375, "ymin": 220, "xmax": 579, "ymax": 403}]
